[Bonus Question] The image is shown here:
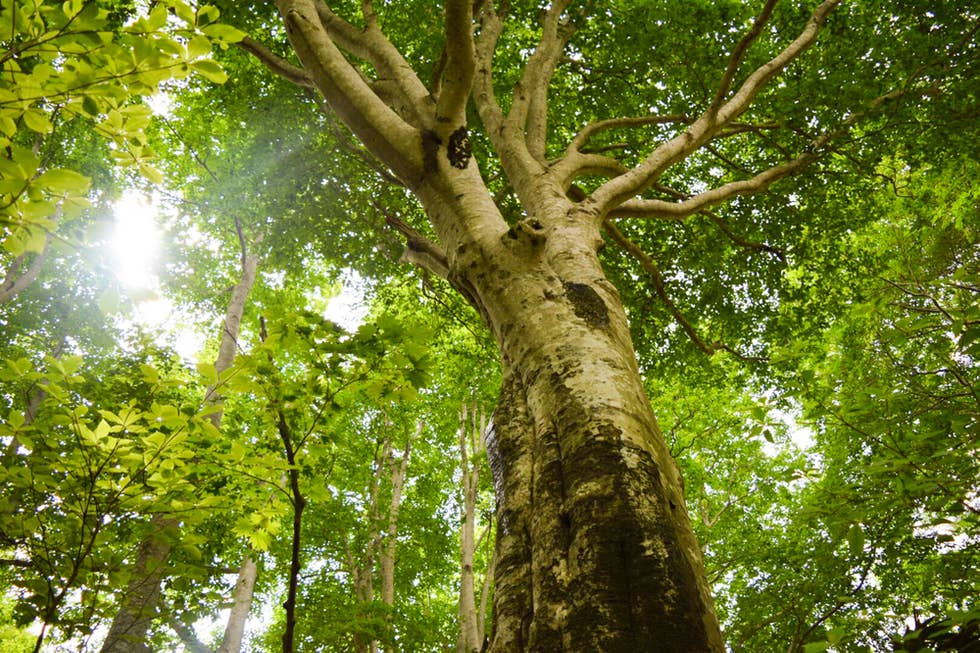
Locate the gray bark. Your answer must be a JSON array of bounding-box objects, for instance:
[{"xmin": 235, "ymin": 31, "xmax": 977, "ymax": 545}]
[
  {"xmin": 457, "ymin": 404, "xmax": 487, "ymax": 653},
  {"xmin": 100, "ymin": 516, "xmax": 177, "ymax": 653},
  {"xmin": 215, "ymin": 556, "xmax": 257, "ymax": 653}
]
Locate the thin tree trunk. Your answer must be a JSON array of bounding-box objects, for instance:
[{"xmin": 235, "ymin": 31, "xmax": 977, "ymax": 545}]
[
  {"xmin": 477, "ymin": 542, "xmax": 493, "ymax": 648},
  {"xmin": 380, "ymin": 423, "xmax": 414, "ymax": 607},
  {"xmin": 102, "ymin": 224, "xmax": 260, "ymax": 653},
  {"xmin": 3, "ymin": 337, "xmax": 63, "ymax": 464},
  {"xmin": 457, "ymin": 404, "xmax": 486, "ymax": 653},
  {"xmin": 215, "ymin": 556, "xmax": 257, "ymax": 653},
  {"xmin": 100, "ymin": 515, "xmax": 177, "ymax": 653},
  {"xmin": 0, "ymin": 224, "xmax": 52, "ymax": 304},
  {"xmin": 347, "ymin": 534, "xmax": 375, "ymax": 653},
  {"xmin": 278, "ymin": 408, "xmax": 305, "ymax": 653},
  {"xmin": 169, "ymin": 616, "xmax": 211, "ymax": 653},
  {"xmin": 346, "ymin": 424, "xmax": 414, "ymax": 653}
]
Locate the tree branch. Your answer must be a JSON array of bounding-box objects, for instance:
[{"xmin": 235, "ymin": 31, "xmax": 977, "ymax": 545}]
[
  {"xmin": 436, "ymin": 0, "xmax": 476, "ymax": 126},
  {"xmin": 603, "ymin": 220, "xmax": 765, "ymax": 362},
  {"xmin": 650, "ymin": 183, "xmax": 786, "ymax": 260},
  {"xmin": 590, "ymin": 1, "xmax": 840, "ymax": 218},
  {"xmin": 470, "ymin": 0, "xmax": 552, "ymax": 213},
  {"xmin": 709, "ymin": 0, "xmax": 779, "ymax": 114},
  {"xmin": 473, "ymin": 0, "xmax": 506, "ymax": 136},
  {"xmin": 568, "ymin": 115, "xmax": 694, "ymax": 153},
  {"xmin": 238, "ymin": 36, "xmax": 314, "ymax": 89},
  {"xmin": 611, "ymin": 82, "xmax": 909, "ymax": 221},
  {"xmin": 610, "ymin": 154, "xmax": 816, "ymax": 219},
  {"xmin": 276, "ymin": 0, "xmax": 422, "ymax": 184},
  {"xmin": 314, "ymin": 1, "xmax": 434, "ymax": 128},
  {"xmin": 509, "ymin": 0, "xmax": 574, "ymax": 162},
  {"xmin": 371, "ymin": 200, "xmax": 450, "ymax": 279},
  {"xmin": 716, "ymin": 0, "xmax": 840, "ymax": 124}
]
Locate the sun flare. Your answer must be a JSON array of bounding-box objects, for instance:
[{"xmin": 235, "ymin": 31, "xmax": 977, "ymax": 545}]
[{"xmin": 110, "ymin": 191, "xmax": 161, "ymax": 290}]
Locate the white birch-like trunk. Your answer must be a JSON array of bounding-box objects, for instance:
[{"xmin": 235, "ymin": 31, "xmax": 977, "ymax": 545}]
[
  {"xmin": 457, "ymin": 404, "xmax": 486, "ymax": 653},
  {"xmin": 101, "ymin": 241, "xmax": 260, "ymax": 653},
  {"xmin": 215, "ymin": 556, "xmax": 258, "ymax": 653}
]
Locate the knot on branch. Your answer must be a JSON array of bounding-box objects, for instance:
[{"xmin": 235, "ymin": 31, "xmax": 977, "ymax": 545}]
[
  {"xmin": 447, "ymin": 126, "xmax": 472, "ymax": 169},
  {"xmin": 503, "ymin": 218, "xmax": 547, "ymax": 248}
]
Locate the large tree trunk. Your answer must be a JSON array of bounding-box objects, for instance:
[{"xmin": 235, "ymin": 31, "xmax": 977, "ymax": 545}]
[
  {"xmin": 465, "ymin": 221, "xmax": 723, "ymax": 652},
  {"xmin": 258, "ymin": 2, "xmax": 849, "ymax": 649}
]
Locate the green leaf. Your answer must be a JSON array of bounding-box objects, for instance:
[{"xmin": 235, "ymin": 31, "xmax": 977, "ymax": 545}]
[
  {"xmin": 35, "ymin": 168, "xmax": 91, "ymax": 194},
  {"xmin": 190, "ymin": 59, "xmax": 228, "ymax": 84},
  {"xmin": 7, "ymin": 410, "xmax": 25, "ymax": 431},
  {"xmin": 186, "ymin": 34, "xmax": 211, "ymax": 59},
  {"xmin": 201, "ymin": 23, "xmax": 246, "ymax": 44},
  {"xmin": 138, "ymin": 162, "xmax": 164, "ymax": 185},
  {"xmin": 140, "ymin": 364, "xmax": 160, "ymax": 384},
  {"xmin": 196, "ymin": 5, "xmax": 221, "ymax": 26},
  {"xmin": 826, "ymin": 627, "xmax": 846, "ymax": 645},
  {"xmin": 846, "ymin": 523, "xmax": 865, "ymax": 557},
  {"xmin": 22, "ymin": 108, "xmax": 53, "ymax": 134},
  {"xmin": 196, "ymin": 361, "xmax": 218, "ymax": 384},
  {"xmin": 229, "ymin": 440, "xmax": 246, "ymax": 463},
  {"xmin": 62, "ymin": 0, "xmax": 84, "ymax": 18}
]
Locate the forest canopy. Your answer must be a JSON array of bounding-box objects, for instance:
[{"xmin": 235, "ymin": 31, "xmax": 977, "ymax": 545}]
[{"xmin": 0, "ymin": 1, "xmax": 977, "ymax": 652}]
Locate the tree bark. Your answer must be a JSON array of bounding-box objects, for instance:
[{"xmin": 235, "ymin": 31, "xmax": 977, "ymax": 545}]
[
  {"xmin": 465, "ymin": 219, "xmax": 724, "ymax": 652},
  {"xmin": 100, "ymin": 515, "xmax": 177, "ymax": 653},
  {"xmin": 215, "ymin": 556, "xmax": 257, "ymax": 653}
]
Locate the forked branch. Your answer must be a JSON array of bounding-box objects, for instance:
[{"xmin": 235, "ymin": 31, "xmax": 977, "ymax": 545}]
[
  {"xmin": 611, "ymin": 84, "xmax": 908, "ymax": 221},
  {"xmin": 709, "ymin": 0, "xmax": 779, "ymax": 113},
  {"xmin": 314, "ymin": 1, "xmax": 433, "ymax": 127},
  {"xmin": 508, "ymin": 0, "xmax": 574, "ymax": 161},
  {"xmin": 473, "ymin": 0, "xmax": 506, "ymax": 135},
  {"xmin": 590, "ymin": 0, "xmax": 840, "ymax": 217},
  {"xmin": 275, "ymin": 0, "xmax": 422, "ymax": 182},
  {"xmin": 715, "ymin": 0, "xmax": 840, "ymax": 124},
  {"xmin": 610, "ymin": 155, "xmax": 816, "ymax": 219}
]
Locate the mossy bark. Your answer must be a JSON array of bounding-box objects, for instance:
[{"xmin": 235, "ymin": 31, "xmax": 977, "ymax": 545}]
[{"xmin": 455, "ymin": 218, "xmax": 724, "ymax": 653}]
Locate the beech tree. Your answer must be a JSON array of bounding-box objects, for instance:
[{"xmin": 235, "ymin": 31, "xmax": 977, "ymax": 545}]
[
  {"xmin": 3, "ymin": 1, "xmax": 977, "ymax": 651},
  {"xmin": 211, "ymin": 1, "xmax": 976, "ymax": 650}
]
